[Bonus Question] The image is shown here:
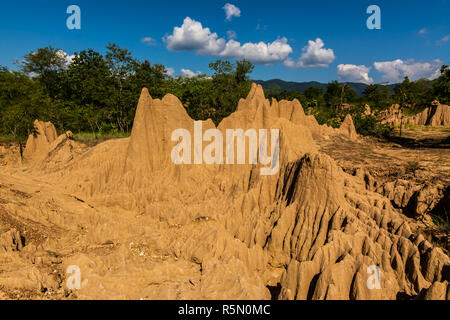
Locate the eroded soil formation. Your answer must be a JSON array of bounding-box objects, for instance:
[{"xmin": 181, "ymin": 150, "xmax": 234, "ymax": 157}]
[{"xmin": 0, "ymin": 84, "xmax": 449, "ymax": 300}]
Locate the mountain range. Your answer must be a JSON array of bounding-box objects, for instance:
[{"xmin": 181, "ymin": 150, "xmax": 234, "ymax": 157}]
[{"xmin": 254, "ymin": 79, "xmax": 397, "ymax": 96}]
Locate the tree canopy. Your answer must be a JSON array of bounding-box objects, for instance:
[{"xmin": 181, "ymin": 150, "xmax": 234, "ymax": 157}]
[{"xmin": 0, "ymin": 44, "xmax": 448, "ymax": 142}]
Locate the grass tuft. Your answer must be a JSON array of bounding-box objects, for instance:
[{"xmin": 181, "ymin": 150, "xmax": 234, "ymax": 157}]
[{"xmin": 431, "ymin": 212, "xmax": 450, "ymax": 234}]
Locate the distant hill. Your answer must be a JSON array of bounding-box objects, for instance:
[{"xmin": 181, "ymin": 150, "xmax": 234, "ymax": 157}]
[{"xmin": 254, "ymin": 79, "xmax": 397, "ymax": 96}]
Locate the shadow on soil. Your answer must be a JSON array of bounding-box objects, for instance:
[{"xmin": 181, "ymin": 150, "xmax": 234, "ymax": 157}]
[{"xmin": 383, "ymin": 135, "xmax": 450, "ymax": 149}]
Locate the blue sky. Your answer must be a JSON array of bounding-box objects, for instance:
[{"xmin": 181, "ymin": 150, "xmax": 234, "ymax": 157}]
[{"xmin": 0, "ymin": 0, "xmax": 449, "ymax": 84}]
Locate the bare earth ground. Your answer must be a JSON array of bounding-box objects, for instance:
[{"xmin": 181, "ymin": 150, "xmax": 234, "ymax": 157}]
[
  {"xmin": 0, "ymin": 160, "xmax": 202, "ymax": 299},
  {"xmin": 0, "ymin": 86, "xmax": 448, "ymax": 300},
  {"xmin": 1, "ymin": 131, "xmax": 448, "ymax": 299},
  {"xmin": 316, "ymin": 127, "xmax": 450, "ymax": 251}
]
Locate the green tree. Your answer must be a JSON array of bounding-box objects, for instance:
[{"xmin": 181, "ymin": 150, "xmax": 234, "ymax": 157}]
[
  {"xmin": 363, "ymin": 84, "xmax": 391, "ymax": 109},
  {"xmin": 66, "ymin": 49, "xmax": 111, "ymax": 133},
  {"xmin": 303, "ymin": 87, "xmax": 325, "ymax": 109},
  {"xmin": 209, "ymin": 60, "xmax": 234, "ymax": 75},
  {"xmin": 179, "ymin": 76, "xmax": 216, "ymax": 120},
  {"xmin": 433, "ymin": 65, "xmax": 450, "ymax": 104},
  {"xmin": 266, "ymin": 84, "xmax": 281, "ymax": 96},
  {"xmin": 21, "ymin": 46, "xmax": 68, "ymax": 99},
  {"xmin": 393, "ymin": 77, "xmax": 415, "ymax": 106},
  {"xmin": 130, "ymin": 60, "xmax": 168, "ymax": 99},
  {"xmin": 304, "ymin": 87, "xmax": 324, "ymax": 101},
  {"xmin": 411, "ymin": 78, "xmax": 433, "ymax": 109},
  {"xmin": 105, "ymin": 43, "xmax": 136, "ymax": 133},
  {"xmin": 393, "ymin": 77, "xmax": 414, "ymax": 136},
  {"xmin": 0, "ymin": 67, "xmax": 49, "ymax": 145},
  {"xmin": 235, "ymin": 60, "xmax": 254, "ymax": 83},
  {"xmin": 205, "ymin": 59, "xmax": 254, "ymax": 124},
  {"xmin": 324, "ymin": 81, "xmax": 357, "ymax": 107}
]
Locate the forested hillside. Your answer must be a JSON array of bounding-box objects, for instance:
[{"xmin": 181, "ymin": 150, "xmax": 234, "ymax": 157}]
[{"xmin": 255, "ymin": 79, "xmax": 384, "ymax": 96}]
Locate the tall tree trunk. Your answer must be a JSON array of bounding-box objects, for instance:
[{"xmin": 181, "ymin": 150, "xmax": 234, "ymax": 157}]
[
  {"xmin": 400, "ymin": 115, "xmax": 403, "ymax": 137},
  {"xmin": 19, "ymin": 141, "xmax": 24, "ymax": 161}
]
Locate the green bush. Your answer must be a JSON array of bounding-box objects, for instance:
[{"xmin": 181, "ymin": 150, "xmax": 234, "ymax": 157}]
[{"xmin": 353, "ymin": 115, "xmax": 393, "ymax": 137}]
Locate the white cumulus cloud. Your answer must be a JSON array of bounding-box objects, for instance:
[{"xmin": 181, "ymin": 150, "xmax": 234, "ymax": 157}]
[
  {"xmin": 141, "ymin": 37, "xmax": 156, "ymax": 46},
  {"xmin": 282, "ymin": 58, "xmax": 296, "ymax": 68},
  {"xmin": 437, "ymin": 34, "xmax": 450, "ymax": 46},
  {"xmin": 181, "ymin": 68, "xmax": 201, "ymax": 78},
  {"xmin": 165, "ymin": 17, "xmax": 225, "ymax": 55},
  {"xmin": 374, "ymin": 59, "xmax": 442, "ymax": 83},
  {"xmin": 223, "ymin": 3, "xmax": 241, "ymax": 21},
  {"xmin": 164, "ymin": 17, "xmax": 293, "ymax": 65},
  {"xmin": 220, "ymin": 38, "xmax": 292, "ymax": 65},
  {"xmin": 418, "ymin": 28, "xmax": 427, "ymax": 35},
  {"xmin": 296, "ymin": 38, "xmax": 335, "ymax": 68},
  {"xmin": 337, "ymin": 64, "xmax": 373, "ymax": 84},
  {"xmin": 165, "ymin": 67, "xmax": 175, "ymax": 77}
]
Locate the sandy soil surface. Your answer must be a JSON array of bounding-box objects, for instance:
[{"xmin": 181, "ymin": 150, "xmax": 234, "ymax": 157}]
[{"xmin": 0, "ymin": 85, "xmax": 449, "ymax": 300}]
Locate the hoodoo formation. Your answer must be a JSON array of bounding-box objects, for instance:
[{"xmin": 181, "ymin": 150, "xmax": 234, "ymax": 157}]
[
  {"xmin": 0, "ymin": 84, "xmax": 448, "ymax": 300},
  {"xmin": 381, "ymin": 101, "xmax": 450, "ymax": 126}
]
